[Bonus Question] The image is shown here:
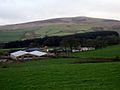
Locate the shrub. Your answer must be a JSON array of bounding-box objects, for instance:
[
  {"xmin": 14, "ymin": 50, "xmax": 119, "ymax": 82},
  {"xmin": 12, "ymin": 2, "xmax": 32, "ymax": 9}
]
[
  {"xmin": 0, "ymin": 63, "xmax": 9, "ymax": 68},
  {"xmin": 113, "ymin": 56, "xmax": 120, "ymax": 61}
]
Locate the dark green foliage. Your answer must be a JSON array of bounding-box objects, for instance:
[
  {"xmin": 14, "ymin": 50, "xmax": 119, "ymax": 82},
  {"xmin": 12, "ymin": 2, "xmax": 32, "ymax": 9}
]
[
  {"xmin": 60, "ymin": 37, "xmax": 80, "ymax": 52},
  {"xmin": 1, "ymin": 31, "xmax": 119, "ymax": 49},
  {"xmin": 42, "ymin": 36, "xmax": 61, "ymax": 46},
  {"xmin": 113, "ymin": 56, "xmax": 120, "ymax": 61}
]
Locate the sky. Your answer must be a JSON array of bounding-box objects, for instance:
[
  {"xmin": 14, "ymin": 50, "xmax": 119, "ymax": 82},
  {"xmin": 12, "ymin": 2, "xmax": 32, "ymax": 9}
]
[{"xmin": 0, "ymin": 0, "xmax": 120, "ymax": 25}]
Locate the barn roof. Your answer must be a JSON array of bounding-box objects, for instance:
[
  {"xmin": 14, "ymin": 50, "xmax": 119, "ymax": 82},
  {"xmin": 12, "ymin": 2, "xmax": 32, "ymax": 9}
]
[
  {"xmin": 11, "ymin": 51, "xmax": 28, "ymax": 57},
  {"xmin": 26, "ymin": 48, "xmax": 41, "ymax": 52},
  {"xmin": 10, "ymin": 50, "xmax": 47, "ymax": 57},
  {"xmin": 29, "ymin": 51, "xmax": 47, "ymax": 56}
]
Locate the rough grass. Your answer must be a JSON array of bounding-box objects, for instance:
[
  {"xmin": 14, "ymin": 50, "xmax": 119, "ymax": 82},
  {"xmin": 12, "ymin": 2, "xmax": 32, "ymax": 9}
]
[
  {"xmin": 0, "ymin": 31, "xmax": 24, "ymax": 43},
  {"xmin": 72, "ymin": 45, "xmax": 120, "ymax": 58},
  {"xmin": 32, "ymin": 24, "xmax": 92, "ymax": 37},
  {"xmin": 0, "ymin": 58, "xmax": 120, "ymax": 90},
  {"xmin": 0, "ymin": 29, "xmax": 36, "ymax": 43},
  {"xmin": 0, "ymin": 24, "xmax": 92, "ymax": 43}
]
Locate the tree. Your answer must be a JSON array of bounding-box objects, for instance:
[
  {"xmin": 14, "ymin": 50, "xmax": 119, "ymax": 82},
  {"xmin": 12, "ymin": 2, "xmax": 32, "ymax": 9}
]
[
  {"xmin": 42, "ymin": 36, "xmax": 61, "ymax": 47},
  {"xmin": 85, "ymin": 39, "xmax": 95, "ymax": 47},
  {"xmin": 60, "ymin": 37, "xmax": 80, "ymax": 53}
]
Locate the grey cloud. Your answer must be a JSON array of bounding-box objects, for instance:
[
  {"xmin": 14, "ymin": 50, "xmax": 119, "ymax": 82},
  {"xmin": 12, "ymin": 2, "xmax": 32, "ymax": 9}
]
[{"xmin": 0, "ymin": 0, "xmax": 120, "ymax": 25}]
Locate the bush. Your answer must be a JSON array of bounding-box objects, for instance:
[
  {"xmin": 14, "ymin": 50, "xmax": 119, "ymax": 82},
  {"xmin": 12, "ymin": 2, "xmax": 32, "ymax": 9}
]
[
  {"xmin": 0, "ymin": 63, "xmax": 9, "ymax": 68},
  {"xmin": 113, "ymin": 56, "xmax": 120, "ymax": 61}
]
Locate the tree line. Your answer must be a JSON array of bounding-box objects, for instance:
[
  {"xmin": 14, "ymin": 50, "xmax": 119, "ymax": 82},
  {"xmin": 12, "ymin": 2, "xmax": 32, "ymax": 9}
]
[{"xmin": 0, "ymin": 31, "xmax": 119, "ymax": 49}]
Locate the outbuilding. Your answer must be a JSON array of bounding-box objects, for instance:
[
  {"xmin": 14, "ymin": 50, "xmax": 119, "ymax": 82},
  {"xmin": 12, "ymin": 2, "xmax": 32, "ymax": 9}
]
[{"xmin": 10, "ymin": 50, "xmax": 47, "ymax": 60}]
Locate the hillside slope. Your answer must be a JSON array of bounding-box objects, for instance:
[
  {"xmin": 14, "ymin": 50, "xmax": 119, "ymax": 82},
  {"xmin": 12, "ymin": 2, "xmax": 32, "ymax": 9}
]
[
  {"xmin": 0, "ymin": 16, "xmax": 120, "ymax": 43},
  {"xmin": 73, "ymin": 44, "xmax": 120, "ymax": 58}
]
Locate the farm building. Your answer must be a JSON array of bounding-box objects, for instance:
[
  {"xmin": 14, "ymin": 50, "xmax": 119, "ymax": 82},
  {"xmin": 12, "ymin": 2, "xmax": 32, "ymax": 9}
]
[
  {"xmin": 10, "ymin": 50, "xmax": 47, "ymax": 60},
  {"xmin": 80, "ymin": 47, "xmax": 95, "ymax": 51},
  {"xmin": 26, "ymin": 48, "xmax": 41, "ymax": 52}
]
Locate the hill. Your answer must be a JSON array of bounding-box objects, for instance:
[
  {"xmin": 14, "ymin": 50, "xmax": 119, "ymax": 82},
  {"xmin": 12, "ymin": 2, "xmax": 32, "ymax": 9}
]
[{"xmin": 0, "ymin": 16, "xmax": 120, "ymax": 43}]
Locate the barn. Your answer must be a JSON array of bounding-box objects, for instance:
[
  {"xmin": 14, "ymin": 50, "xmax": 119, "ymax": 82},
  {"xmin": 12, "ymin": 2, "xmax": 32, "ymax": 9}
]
[{"xmin": 10, "ymin": 50, "xmax": 47, "ymax": 60}]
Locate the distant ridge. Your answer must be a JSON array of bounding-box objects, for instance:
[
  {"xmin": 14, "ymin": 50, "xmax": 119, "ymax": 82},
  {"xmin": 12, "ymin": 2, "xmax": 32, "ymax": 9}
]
[
  {"xmin": 0, "ymin": 16, "xmax": 120, "ymax": 43},
  {"xmin": 0, "ymin": 16, "xmax": 120, "ymax": 30}
]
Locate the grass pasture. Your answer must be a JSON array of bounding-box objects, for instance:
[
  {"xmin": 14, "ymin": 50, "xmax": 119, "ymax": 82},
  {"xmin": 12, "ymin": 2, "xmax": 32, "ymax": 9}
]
[
  {"xmin": 0, "ymin": 45, "xmax": 120, "ymax": 90},
  {"xmin": 0, "ymin": 31, "xmax": 24, "ymax": 43},
  {"xmin": 73, "ymin": 45, "xmax": 120, "ymax": 58},
  {"xmin": 35, "ymin": 24, "xmax": 91, "ymax": 37},
  {"xmin": 0, "ymin": 58, "xmax": 120, "ymax": 90}
]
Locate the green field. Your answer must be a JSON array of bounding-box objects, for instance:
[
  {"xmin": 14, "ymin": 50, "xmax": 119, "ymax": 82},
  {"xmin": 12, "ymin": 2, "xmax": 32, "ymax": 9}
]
[
  {"xmin": 0, "ymin": 31, "xmax": 25, "ymax": 42},
  {"xmin": 0, "ymin": 59, "xmax": 120, "ymax": 90},
  {"xmin": 73, "ymin": 45, "xmax": 120, "ymax": 58},
  {"xmin": 0, "ymin": 45, "xmax": 120, "ymax": 90}
]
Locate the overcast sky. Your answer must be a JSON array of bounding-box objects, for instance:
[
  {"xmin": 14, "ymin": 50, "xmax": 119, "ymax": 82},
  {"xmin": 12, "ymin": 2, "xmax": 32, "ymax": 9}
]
[{"xmin": 0, "ymin": 0, "xmax": 120, "ymax": 25}]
